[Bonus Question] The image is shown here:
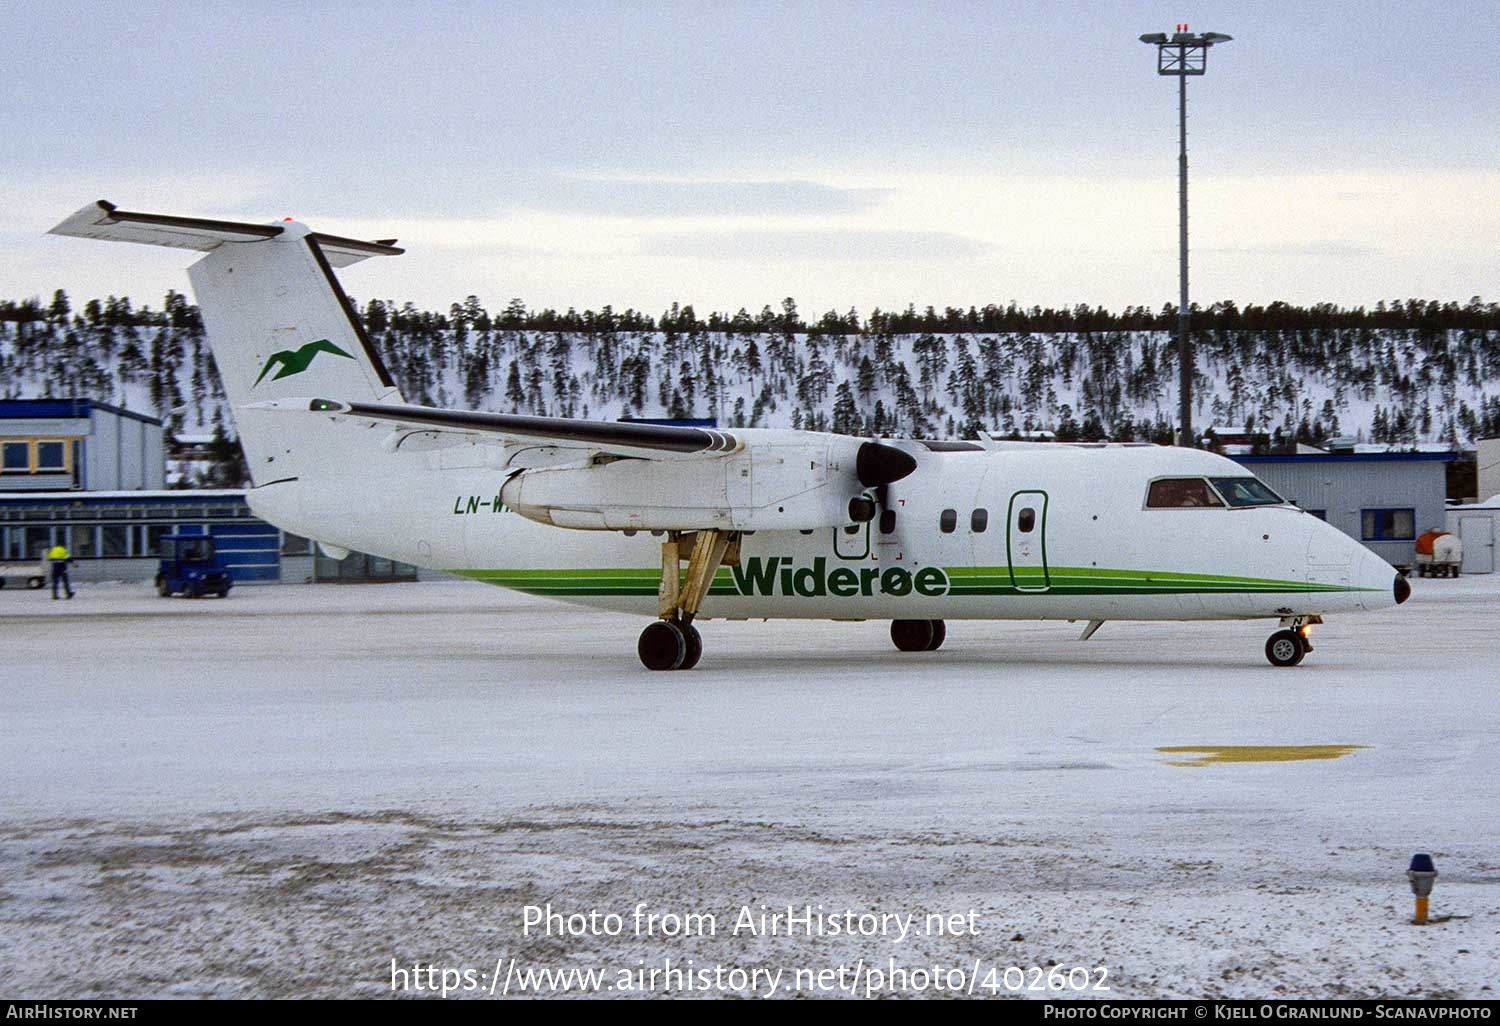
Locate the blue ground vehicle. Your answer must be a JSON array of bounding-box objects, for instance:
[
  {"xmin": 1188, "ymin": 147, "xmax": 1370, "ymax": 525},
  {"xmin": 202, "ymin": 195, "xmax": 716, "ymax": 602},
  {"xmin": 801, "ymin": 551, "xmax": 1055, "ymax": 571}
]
[{"xmin": 155, "ymin": 535, "xmax": 233, "ymax": 598}]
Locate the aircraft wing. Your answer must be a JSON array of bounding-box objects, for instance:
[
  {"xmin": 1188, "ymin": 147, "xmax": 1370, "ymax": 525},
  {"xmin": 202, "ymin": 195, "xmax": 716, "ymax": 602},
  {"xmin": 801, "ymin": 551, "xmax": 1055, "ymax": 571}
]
[
  {"xmin": 248, "ymin": 397, "xmax": 917, "ymax": 532},
  {"xmin": 248, "ymin": 397, "xmax": 743, "ymax": 460}
]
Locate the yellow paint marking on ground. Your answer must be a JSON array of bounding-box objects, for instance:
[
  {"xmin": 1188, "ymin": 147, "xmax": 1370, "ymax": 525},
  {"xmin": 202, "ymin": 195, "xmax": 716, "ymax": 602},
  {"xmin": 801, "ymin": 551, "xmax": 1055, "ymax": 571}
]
[{"xmin": 1156, "ymin": 745, "xmax": 1369, "ymax": 767}]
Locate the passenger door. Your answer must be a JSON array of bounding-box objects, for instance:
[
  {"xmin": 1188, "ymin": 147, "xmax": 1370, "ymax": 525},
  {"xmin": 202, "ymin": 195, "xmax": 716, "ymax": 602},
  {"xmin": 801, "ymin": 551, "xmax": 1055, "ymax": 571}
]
[{"xmin": 1007, "ymin": 490, "xmax": 1050, "ymax": 592}]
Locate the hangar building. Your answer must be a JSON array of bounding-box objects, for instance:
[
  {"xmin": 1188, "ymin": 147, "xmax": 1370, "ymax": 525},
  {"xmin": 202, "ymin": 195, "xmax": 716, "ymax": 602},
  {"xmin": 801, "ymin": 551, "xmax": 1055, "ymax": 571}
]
[{"xmin": 1230, "ymin": 451, "xmax": 1454, "ymax": 569}]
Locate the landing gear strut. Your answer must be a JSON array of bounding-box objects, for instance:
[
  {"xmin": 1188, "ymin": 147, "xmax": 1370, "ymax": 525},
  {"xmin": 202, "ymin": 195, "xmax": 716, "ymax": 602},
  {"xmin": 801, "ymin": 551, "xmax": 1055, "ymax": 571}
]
[
  {"xmin": 638, "ymin": 530, "xmax": 738, "ymax": 671},
  {"xmin": 1265, "ymin": 616, "xmax": 1319, "ymax": 667},
  {"xmin": 891, "ymin": 618, "xmax": 946, "ymax": 652}
]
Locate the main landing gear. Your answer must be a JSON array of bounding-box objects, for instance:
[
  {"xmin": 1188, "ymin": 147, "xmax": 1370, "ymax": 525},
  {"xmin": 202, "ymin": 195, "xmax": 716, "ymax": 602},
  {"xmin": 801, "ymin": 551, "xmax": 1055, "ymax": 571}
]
[
  {"xmin": 890, "ymin": 618, "xmax": 946, "ymax": 652},
  {"xmin": 638, "ymin": 529, "xmax": 740, "ymax": 671},
  {"xmin": 1265, "ymin": 616, "xmax": 1319, "ymax": 667}
]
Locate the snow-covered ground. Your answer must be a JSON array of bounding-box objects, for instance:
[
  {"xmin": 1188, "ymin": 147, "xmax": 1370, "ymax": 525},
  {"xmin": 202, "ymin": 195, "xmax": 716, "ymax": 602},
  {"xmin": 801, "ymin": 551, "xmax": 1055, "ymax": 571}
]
[{"xmin": 1, "ymin": 576, "xmax": 1496, "ymax": 999}]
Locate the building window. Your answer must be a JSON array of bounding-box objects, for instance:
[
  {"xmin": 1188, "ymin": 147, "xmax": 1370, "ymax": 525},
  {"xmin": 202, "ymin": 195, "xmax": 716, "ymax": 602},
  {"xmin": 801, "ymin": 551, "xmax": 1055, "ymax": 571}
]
[
  {"xmin": 35, "ymin": 441, "xmax": 67, "ymax": 472},
  {"xmin": 0, "ymin": 437, "xmax": 76, "ymax": 474},
  {"xmin": 24, "ymin": 526, "xmax": 54, "ymax": 559},
  {"xmin": 2, "ymin": 441, "xmax": 28, "ymax": 472},
  {"xmin": 1303, "ymin": 509, "xmax": 1327, "ymax": 521},
  {"xmin": 100, "ymin": 525, "xmax": 129, "ymax": 557},
  {"xmin": 69, "ymin": 525, "xmax": 97, "ymax": 558},
  {"xmin": 1361, "ymin": 508, "xmax": 1415, "ymax": 542},
  {"xmin": 939, "ymin": 508, "xmax": 957, "ymax": 533},
  {"xmin": 142, "ymin": 525, "xmax": 172, "ymax": 557}
]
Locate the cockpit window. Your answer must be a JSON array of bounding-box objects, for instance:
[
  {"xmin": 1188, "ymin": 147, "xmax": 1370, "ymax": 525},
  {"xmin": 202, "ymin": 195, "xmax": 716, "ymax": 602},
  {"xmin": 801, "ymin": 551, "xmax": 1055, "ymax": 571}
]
[
  {"xmin": 1208, "ymin": 477, "xmax": 1285, "ymax": 508},
  {"xmin": 1146, "ymin": 478, "xmax": 1225, "ymax": 508}
]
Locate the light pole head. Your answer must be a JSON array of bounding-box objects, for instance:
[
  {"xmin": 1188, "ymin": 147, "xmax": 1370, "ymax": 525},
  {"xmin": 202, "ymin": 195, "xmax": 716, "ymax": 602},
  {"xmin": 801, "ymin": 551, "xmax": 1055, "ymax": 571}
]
[
  {"xmin": 1140, "ymin": 25, "xmax": 1233, "ymax": 75},
  {"xmin": 1407, "ymin": 853, "xmax": 1437, "ymax": 898}
]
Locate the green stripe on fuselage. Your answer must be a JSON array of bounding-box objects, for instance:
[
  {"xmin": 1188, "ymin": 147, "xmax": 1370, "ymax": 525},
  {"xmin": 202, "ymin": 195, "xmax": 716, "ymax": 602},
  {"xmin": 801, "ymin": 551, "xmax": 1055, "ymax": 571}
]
[{"xmin": 453, "ymin": 564, "xmax": 1375, "ymax": 598}]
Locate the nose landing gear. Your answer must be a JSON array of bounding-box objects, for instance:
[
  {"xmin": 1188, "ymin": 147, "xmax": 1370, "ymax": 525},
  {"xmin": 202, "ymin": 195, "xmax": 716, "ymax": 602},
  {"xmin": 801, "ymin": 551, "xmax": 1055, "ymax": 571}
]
[{"xmin": 1265, "ymin": 616, "xmax": 1319, "ymax": 667}]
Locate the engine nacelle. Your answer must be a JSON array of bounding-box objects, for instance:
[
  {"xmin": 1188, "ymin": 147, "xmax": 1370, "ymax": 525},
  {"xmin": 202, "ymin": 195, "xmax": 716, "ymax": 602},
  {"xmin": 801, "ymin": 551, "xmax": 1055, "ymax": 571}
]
[{"xmin": 499, "ymin": 436, "xmax": 915, "ymax": 531}]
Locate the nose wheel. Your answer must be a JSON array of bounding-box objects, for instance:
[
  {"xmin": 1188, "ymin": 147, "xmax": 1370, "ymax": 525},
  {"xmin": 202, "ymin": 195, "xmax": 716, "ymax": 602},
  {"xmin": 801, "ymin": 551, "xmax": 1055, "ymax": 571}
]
[
  {"xmin": 1265, "ymin": 618, "xmax": 1316, "ymax": 667},
  {"xmin": 1265, "ymin": 630, "xmax": 1305, "ymax": 667}
]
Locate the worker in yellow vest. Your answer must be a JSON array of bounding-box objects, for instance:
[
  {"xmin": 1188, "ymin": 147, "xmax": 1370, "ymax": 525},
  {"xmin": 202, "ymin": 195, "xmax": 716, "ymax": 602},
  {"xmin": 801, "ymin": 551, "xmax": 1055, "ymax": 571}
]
[{"xmin": 47, "ymin": 542, "xmax": 75, "ymax": 600}]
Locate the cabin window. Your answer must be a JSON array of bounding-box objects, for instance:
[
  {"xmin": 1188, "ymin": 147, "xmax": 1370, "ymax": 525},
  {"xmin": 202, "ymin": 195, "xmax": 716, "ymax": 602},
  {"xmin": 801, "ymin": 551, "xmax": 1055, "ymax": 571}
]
[
  {"xmin": 879, "ymin": 509, "xmax": 897, "ymax": 534},
  {"xmin": 622, "ymin": 529, "xmax": 638, "ymax": 537},
  {"xmin": 1017, "ymin": 507, "xmax": 1036, "ymax": 533},
  {"xmin": 1362, "ymin": 508, "xmax": 1415, "ymax": 542},
  {"xmin": 939, "ymin": 508, "xmax": 957, "ymax": 533},
  {"xmin": 1146, "ymin": 478, "xmax": 1225, "ymax": 509},
  {"xmin": 1208, "ymin": 477, "xmax": 1283, "ymax": 507},
  {"xmin": 843, "ymin": 524, "xmax": 860, "ymax": 535},
  {"xmin": 971, "ymin": 508, "xmax": 988, "ymax": 533}
]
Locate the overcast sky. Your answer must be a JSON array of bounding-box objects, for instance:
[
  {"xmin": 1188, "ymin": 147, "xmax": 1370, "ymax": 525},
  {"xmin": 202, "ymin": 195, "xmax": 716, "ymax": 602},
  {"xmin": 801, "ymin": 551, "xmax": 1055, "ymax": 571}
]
[{"xmin": 3, "ymin": 0, "xmax": 1496, "ymax": 318}]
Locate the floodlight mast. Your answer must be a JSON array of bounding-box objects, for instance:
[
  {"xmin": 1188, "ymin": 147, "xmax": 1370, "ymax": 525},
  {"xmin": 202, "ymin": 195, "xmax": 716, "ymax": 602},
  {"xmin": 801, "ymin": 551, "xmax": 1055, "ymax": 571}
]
[{"xmin": 1139, "ymin": 24, "xmax": 1232, "ymax": 447}]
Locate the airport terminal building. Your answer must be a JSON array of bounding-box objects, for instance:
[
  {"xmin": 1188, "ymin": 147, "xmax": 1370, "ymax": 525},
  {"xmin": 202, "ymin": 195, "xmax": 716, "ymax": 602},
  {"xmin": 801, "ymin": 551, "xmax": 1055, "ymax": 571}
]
[{"xmin": 0, "ymin": 397, "xmax": 415, "ymax": 585}]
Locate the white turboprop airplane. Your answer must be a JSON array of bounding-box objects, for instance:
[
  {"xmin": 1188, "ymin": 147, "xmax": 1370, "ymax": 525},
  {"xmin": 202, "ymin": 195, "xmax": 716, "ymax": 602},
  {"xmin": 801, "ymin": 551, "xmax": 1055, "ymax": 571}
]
[{"xmin": 50, "ymin": 201, "xmax": 1408, "ymax": 670}]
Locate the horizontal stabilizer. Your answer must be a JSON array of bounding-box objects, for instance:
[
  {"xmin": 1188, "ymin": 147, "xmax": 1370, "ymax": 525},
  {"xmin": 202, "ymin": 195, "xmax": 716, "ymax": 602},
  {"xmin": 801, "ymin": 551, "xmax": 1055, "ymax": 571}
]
[{"xmin": 49, "ymin": 200, "xmax": 403, "ymax": 267}]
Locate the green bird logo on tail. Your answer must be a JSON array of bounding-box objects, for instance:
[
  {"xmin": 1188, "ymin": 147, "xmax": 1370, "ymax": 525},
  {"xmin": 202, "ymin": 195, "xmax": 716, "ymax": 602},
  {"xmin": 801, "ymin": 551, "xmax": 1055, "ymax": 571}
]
[{"xmin": 254, "ymin": 338, "xmax": 355, "ymax": 386}]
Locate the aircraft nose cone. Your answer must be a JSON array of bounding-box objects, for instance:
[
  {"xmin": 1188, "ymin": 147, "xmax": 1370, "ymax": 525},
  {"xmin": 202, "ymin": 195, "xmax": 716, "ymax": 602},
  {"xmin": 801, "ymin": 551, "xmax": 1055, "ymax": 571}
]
[
  {"xmin": 1394, "ymin": 573, "xmax": 1411, "ymax": 605},
  {"xmin": 1351, "ymin": 547, "xmax": 1402, "ymax": 611}
]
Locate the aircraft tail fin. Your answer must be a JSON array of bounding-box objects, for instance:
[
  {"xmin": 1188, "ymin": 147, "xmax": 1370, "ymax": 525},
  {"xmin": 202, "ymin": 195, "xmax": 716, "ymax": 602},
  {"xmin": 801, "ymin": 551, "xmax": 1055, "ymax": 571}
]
[{"xmin": 50, "ymin": 201, "xmax": 405, "ymax": 485}]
